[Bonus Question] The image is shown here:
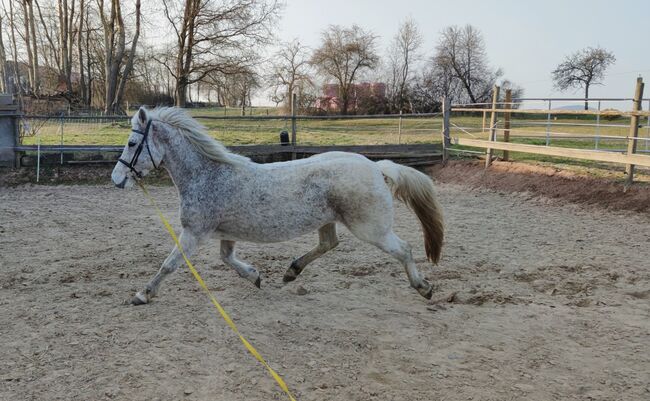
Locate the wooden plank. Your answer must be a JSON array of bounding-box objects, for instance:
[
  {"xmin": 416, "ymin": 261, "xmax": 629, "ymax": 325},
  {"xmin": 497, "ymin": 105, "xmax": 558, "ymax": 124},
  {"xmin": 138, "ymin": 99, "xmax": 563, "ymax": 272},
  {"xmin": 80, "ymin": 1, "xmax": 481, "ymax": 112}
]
[
  {"xmin": 441, "ymin": 97, "xmax": 451, "ymax": 163},
  {"xmin": 455, "ymin": 138, "xmax": 650, "ymax": 167},
  {"xmin": 451, "ymin": 107, "xmax": 650, "ymax": 117},
  {"xmin": 503, "ymin": 89, "xmax": 512, "ymax": 161},
  {"xmin": 625, "ymin": 78, "xmax": 644, "ymax": 188},
  {"xmin": 485, "ymin": 86, "xmax": 500, "ymax": 167}
]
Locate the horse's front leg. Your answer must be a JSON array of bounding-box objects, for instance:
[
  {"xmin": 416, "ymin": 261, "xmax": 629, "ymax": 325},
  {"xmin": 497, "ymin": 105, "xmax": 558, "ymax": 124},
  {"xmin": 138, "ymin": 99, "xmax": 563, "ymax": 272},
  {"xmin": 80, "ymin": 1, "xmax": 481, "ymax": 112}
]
[
  {"xmin": 220, "ymin": 240, "xmax": 261, "ymax": 288},
  {"xmin": 131, "ymin": 229, "xmax": 199, "ymax": 305}
]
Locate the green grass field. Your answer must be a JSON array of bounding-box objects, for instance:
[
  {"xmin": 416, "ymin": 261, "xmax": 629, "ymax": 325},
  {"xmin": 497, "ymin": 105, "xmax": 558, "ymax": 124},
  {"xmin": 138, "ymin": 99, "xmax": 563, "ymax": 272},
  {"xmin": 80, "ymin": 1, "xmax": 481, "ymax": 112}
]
[
  {"xmin": 20, "ymin": 110, "xmax": 443, "ymax": 146},
  {"xmin": 18, "ymin": 107, "xmax": 650, "ymax": 174}
]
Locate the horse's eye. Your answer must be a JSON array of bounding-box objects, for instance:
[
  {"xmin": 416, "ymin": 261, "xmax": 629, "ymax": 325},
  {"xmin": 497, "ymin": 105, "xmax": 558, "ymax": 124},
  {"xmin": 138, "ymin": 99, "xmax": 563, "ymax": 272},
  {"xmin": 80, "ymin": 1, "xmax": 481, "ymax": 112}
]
[{"xmin": 128, "ymin": 141, "xmax": 137, "ymax": 147}]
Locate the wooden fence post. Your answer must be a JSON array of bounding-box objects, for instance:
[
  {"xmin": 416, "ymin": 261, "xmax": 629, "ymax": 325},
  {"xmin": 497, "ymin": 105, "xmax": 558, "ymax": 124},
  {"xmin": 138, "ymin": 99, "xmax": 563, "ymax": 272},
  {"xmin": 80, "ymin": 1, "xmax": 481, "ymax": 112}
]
[
  {"xmin": 291, "ymin": 92, "xmax": 297, "ymax": 146},
  {"xmin": 441, "ymin": 97, "xmax": 451, "ymax": 164},
  {"xmin": 503, "ymin": 89, "xmax": 512, "ymax": 161},
  {"xmin": 485, "ymin": 85, "xmax": 500, "ymax": 168},
  {"xmin": 625, "ymin": 77, "xmax": 644, "ymax": 190},
  {"xmin": 398, "ymin": 110, "xmax": 403, "ymax": 144}
]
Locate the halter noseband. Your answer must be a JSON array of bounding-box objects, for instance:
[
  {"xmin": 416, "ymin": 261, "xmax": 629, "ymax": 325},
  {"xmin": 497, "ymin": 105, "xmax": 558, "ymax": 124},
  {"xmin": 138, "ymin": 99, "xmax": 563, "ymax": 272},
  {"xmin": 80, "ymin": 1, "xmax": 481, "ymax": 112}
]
[{"xmin": 118, "ymin": 119, "xmax": 157, "ymax": 178}]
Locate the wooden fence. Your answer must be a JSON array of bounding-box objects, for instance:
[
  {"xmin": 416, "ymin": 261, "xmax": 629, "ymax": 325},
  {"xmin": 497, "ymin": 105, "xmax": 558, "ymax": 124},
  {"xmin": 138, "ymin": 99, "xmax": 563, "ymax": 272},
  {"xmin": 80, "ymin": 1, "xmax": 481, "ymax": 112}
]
[{"xmin": 441, "ymin": 77, "xmax": 649, "ymax": 188}]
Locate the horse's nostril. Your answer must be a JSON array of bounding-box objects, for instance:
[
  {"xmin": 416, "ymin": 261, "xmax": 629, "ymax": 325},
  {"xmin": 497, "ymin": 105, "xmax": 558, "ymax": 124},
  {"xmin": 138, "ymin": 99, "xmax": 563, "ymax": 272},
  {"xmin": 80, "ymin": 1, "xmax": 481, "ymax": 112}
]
[{"xmin": 115, "ymin": 177, "xmax": 127, "ymax": 189}]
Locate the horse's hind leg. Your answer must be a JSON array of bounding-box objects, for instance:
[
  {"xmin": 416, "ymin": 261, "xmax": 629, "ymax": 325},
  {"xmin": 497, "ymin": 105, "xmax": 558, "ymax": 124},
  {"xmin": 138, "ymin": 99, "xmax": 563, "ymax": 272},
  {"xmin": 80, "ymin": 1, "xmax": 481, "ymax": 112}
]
[
  {"xmin": 283, "ymin": 223, "xmax": 339, "ymax": 283},
  {"xmin": 133, "ymin": 229, "xmax": 199, "ymax": 305},
  {"xmin": 220, "ymin": 240, "xmax": 261, "ymax": 288},
  {"xmin": 376, "ymin": 232, "xmax": 433, "ymax": 299},
  {"xmin": 349, "ymin": 224, "xmax": 432, "ymax": 299}
]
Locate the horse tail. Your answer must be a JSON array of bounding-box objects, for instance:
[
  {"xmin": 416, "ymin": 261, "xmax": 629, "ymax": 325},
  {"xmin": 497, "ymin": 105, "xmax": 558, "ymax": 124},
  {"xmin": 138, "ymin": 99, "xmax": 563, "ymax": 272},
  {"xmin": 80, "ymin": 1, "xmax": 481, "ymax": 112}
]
[{"xmin": 376, "ymin": 160, "xmax": 444, "ymax": 264}]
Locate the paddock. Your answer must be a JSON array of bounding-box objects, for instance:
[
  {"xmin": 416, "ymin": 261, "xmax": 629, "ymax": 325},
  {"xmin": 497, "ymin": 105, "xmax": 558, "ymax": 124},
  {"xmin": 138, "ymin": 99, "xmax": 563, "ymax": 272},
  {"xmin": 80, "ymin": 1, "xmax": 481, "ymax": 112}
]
[{"xmin": 1, "ymin": 179, "xmax": 648, "ymax": 401}]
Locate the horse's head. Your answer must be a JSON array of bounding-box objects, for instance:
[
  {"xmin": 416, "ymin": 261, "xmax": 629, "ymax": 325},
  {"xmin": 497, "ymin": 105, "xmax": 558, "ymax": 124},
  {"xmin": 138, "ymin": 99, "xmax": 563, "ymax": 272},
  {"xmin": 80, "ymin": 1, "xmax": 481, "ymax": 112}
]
[{"xmin": 112, "ymin": 107, "xmax": 163, "ymax": 189}]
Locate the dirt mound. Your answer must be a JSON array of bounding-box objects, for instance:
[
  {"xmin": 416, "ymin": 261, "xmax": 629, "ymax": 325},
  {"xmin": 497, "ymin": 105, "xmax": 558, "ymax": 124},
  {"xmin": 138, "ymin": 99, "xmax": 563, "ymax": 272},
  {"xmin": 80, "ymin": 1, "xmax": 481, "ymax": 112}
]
[{"xmin": 428, "ymin": 160, "xmax": 650, "ymax": 212}]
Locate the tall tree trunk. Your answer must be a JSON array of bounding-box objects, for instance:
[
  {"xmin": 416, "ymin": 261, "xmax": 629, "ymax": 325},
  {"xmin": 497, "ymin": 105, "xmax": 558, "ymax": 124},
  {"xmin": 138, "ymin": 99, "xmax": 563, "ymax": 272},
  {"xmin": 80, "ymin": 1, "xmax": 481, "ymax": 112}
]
[
  {"xmin": 340, "ymin": 87, "xmax": 350, "ymax": 115},
  {"xmin": 584, "ymin": 84, "xmax": 589, "ymax": 111},
  {"xmin": 77, "ymin": 0, "xmax": 86, "ymax": 104},
  {"xmin": 67, "ymin": 0, "xmax": 75, "ymax": 94},
  {"xmin": 100, "ymin": 0, "xmax": 116, "ymax": 113},
  {"xmin": 105, "ymin": 0, "xmax": 123, "ymax": 114},
  {"xmin": 84, "ymin": 3, "xmax": 92, "ymax": 106},
  {"xmin": 34, "ymin": 0, "xmax": 62, "ymax": 72},
  {"xmin": 174, "ymin": 0, "xmax": 198, "ymax": 107},
  {"xmin": 21, "ymin": 1, "xmax": 34, "ymax": 90},
  {"xmin": 0, "ymin": 16, "xmax": 7, "ymax": 93},
  {"xmin": 50, "ymin": 0, "xmax": 74, "ymax": 94},
  {"xmin": 26, "ymin": 0, "xmax": 40, "ymax": 93},
  {"xmin": 58, "ymin": 0, "xmax": 75, "ymax": 94},
  {"xmin": 175, "ymin": 77, "xmax": 188, "ymax": 107},
  {"xmin": 112, "ymin": 0, "xmax": 140, "ymax": 113},
  {"xmin": 100, "ymin": 0, "xmax": 140, "ymax": 114},
  {"xmin": 7, "ymin": 0, "xmax": 22, "ymax": 101}
]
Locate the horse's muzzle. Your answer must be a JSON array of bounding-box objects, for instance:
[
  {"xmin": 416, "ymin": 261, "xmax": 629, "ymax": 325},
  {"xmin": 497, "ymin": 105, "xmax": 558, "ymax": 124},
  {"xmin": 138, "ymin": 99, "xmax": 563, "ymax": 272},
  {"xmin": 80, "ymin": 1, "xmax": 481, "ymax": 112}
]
[{"xmin": 115, "ymin": 176, "xmax": 128, "ymax": 189}]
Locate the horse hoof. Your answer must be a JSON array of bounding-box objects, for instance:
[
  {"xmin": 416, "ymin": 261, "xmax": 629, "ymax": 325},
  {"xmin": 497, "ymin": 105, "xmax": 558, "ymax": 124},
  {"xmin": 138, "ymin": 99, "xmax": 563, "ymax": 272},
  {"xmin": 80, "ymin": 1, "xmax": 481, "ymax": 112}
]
[
  {"xmin": 282, "ymin": 274, "xmax": 296, "ymax": 283},
  {"xmin": 131, "ymin": 292, "xmax": 148, "ymax": 305},
  {"xmin": 254, "ymin": 277, "xmax": 261, "ymax": 289},
  {"xmin": 418, "ymin": 284, "xmax": 433, "ymax": 300}
]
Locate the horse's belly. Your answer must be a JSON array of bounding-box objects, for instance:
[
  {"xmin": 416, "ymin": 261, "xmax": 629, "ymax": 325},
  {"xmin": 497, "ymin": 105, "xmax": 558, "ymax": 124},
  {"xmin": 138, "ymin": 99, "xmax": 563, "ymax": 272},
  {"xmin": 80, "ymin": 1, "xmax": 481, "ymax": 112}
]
[{"xmin": 213, "ymin": 204, "xmax": 336, "ymax": 243}]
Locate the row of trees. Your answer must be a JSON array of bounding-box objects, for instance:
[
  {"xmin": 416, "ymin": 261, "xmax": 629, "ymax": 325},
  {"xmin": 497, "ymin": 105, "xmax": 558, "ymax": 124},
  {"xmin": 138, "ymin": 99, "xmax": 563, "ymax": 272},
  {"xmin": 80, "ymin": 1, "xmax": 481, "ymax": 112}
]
[
  {"xmin": 0, "ymin": 0, "xmax": 617, "ymax": 114},
  {"xmin": 0, "ymin": 0, "xmax": 144, "ymax": 113},
  {"xmin": 269, "ymin": 22, "xmax": 523, "ymax": 114},
  {"xmin": 0, "ymin": 0, "xmax": 280, "ymax": 113}
]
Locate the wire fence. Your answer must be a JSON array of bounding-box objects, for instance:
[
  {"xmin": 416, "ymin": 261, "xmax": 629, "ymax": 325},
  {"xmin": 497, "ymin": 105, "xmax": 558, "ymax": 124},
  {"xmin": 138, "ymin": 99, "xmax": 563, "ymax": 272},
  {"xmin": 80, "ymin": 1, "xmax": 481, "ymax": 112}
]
[
  {"xmin": 17, "ymin": 113, "xmax": 444, "ymax": 149},
  {"xmin": 448, "ymin": 97, "xmax": 650, "ymax": 154},
  {"xmin": 445, "ymin": 79, "xmax": 650, "ymax": 186}
]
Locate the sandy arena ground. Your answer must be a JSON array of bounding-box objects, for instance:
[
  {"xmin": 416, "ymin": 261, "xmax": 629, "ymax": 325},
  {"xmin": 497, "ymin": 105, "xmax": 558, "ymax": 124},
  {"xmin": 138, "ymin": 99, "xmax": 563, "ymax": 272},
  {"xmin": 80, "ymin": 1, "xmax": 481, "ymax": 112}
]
[{"xmin": 1, "ymin": 182, "xmax": 649, "ymax": 400}]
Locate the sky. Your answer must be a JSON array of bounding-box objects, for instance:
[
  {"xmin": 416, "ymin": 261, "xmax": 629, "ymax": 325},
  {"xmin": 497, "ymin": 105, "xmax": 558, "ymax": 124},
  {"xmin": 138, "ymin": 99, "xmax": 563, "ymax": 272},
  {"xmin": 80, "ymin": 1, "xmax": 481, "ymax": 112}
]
[{"xmin": 269, "ymin": 0, "xmax": 650, "ymax": 108}]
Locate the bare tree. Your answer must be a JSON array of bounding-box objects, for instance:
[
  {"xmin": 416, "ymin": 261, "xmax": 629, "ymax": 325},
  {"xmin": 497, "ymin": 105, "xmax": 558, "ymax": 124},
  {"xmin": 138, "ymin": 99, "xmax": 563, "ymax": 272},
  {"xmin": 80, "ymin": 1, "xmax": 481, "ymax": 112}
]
[
  {"xmin": 386, "ymin": 18, "xmax": 422, "ymax": 112},
  {"xmin": 411, "ymin": 60, "xmax": 461, "ymax": 113},
  {"xmin": 58, "ymin": 0, "xmax": 76, "ymax": 94},
  {"xmin": 552, "ymin": 46, "xmax": 615, "ymax": 110},
  {"xmin": 268, "ymin": 39, "xmax": 312, "ymax": 111},
  {"xmin": 311, "ymin": 24, "xmax": 379, "ymax": 114},
  {"xmin": 434, "ymin": 25, "xmax": 500, "ymax": 105},
  {"xmin": 98, "ymin": 0, "xmax": 141, "ymax": 114},
  {"xmin": 204, "ymin": 66, "xmax": 259, "ymax": 109},
  {"xmin": 160, "ymin": 0, "xmax": 280, "ymax": 107},
  {"xmin": 83, "ymin": 2, "xmax": 100, "ymax": 107},
  {"xmin": 32, "ymin": 0, "xmax": 77, "ymax": 95},
  {"xmin": 76, "ymin": 0, "xmax": 87, "ymax": 104},
  {"xmin": 27, "ymin": 0, "xmax": 40, "ymax": 91},
  {"xmin": 21, "ymin": 0, "xmax": 40, "ymax": 92},
  {"xmin": 3, "ymin": 0, "xmax": 22, "ymax": 97}
]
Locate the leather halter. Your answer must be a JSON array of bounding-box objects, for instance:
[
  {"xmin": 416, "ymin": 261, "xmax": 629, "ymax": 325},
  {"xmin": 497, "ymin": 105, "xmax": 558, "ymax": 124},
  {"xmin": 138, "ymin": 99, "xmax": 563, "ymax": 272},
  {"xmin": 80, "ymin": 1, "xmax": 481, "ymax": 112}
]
[{"xmin": 117, "ymin": 119, "xmax": 157, "ymax": 178}]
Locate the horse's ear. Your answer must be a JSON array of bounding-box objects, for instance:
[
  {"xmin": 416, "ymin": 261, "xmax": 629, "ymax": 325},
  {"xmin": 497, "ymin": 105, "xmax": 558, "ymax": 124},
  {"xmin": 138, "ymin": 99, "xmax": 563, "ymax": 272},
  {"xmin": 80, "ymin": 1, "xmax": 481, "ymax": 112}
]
[{"xmin": 137, "ymin": 107, "xmax": 148, "ymax": 125}]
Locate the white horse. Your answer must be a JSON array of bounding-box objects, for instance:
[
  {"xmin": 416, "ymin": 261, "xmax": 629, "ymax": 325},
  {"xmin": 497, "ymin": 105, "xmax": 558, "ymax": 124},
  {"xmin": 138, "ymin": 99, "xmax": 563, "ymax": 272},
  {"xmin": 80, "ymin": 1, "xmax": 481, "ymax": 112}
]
[{"xmin": 112, "ymin": 107, "xmax": 444, "ymax": 304}]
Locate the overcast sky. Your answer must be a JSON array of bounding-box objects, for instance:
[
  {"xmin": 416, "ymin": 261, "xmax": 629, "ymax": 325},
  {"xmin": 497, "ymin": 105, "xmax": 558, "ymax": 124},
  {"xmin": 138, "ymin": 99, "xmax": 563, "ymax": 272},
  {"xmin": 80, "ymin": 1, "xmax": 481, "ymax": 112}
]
[{"xmin": 272, "ymin": 0, "xmax": 650, "ymax": 106}]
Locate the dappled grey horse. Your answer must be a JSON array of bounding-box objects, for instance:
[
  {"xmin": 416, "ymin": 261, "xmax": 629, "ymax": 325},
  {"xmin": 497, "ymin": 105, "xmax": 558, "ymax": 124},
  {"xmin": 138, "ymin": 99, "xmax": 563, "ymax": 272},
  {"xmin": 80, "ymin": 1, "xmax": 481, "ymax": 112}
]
[{"xmin": 111, "ymin": 107, "xmax": 444, "ymax": 304}]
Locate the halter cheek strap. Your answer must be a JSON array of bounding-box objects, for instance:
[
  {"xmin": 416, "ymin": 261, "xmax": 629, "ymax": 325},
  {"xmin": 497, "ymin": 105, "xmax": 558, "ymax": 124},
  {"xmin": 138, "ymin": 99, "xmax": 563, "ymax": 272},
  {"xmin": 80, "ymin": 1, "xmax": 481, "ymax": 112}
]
[{"xmin": 118, "ymin": 119, "xmax": 158, "ymax": 178}]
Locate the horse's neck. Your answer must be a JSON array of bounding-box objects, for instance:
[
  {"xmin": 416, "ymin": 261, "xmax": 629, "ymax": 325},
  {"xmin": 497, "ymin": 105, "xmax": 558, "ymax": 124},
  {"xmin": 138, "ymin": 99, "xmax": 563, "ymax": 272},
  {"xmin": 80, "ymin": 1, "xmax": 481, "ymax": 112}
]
[
  {"xmin": 160, "ymin": 136, "xmax": 243, "ymax": 196},
  {"xmin": 162, "ymin": 138, "xmax": 212, "ymax": 193}
]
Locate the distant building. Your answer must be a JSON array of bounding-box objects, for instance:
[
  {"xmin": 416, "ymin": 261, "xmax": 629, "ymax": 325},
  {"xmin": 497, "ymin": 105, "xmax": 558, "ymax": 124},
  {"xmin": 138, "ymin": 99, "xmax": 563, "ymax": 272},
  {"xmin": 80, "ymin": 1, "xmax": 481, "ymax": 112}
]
[{"xmin": 317, "ymin": 82, "xmax": 386, "ymax": 113}]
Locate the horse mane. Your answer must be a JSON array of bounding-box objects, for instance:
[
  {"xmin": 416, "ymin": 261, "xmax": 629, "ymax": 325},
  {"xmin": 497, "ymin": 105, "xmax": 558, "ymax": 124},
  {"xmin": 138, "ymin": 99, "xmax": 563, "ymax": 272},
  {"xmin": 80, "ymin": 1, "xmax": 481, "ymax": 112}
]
[{"xmin": 148, "ymin": 107, "xmax": 250, "ymax": 167}]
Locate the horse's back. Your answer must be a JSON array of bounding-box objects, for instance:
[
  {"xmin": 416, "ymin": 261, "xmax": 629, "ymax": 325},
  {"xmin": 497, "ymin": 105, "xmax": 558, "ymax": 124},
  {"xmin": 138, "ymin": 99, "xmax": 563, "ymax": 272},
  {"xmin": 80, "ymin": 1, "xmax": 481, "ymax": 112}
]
[{"xmin": 257, "ymin": 151, "xmax": 371, "ymax": 171}]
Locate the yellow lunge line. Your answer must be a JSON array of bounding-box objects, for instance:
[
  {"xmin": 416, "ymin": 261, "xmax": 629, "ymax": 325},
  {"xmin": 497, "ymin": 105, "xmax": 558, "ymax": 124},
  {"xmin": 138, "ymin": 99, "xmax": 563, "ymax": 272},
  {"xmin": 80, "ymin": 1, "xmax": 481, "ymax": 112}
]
[{"xmin": 138, "ymin": 182, "xmax": 297, "ymax": 401}]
